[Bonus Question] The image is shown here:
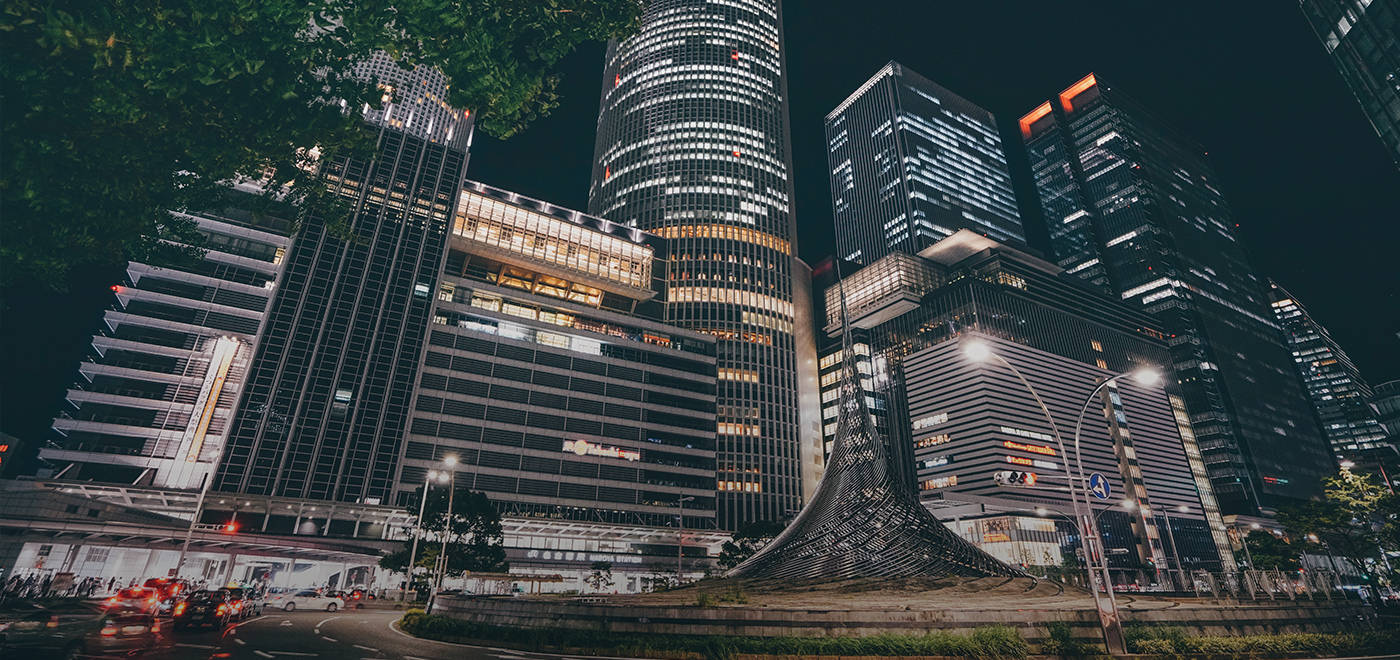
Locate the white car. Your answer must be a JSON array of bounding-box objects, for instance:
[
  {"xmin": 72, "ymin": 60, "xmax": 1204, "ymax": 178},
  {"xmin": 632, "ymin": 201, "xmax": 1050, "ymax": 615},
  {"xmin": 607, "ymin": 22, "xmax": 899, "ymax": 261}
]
[{"xmin": 269, "ymin": 590, "xmax": 345, "ymax": 612}]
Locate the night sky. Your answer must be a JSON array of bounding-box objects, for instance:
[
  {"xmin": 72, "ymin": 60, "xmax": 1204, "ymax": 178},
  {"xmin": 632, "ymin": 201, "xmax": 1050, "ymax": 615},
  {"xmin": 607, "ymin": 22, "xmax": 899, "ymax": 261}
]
[{"xmin": 3, "ymin": 3, "xmax": 1398, "ymax": 455}]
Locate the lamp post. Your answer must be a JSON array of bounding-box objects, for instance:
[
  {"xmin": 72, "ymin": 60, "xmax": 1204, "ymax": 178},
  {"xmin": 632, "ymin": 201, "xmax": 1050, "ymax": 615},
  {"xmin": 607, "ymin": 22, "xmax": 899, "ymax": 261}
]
[
  {"xmin": 434, "ymin": 456, "xmax": 458, "ymax": 597},
  {"xmin": 966, "ymin": 338, "xmax": 1160, "ymax": 655},
  {"xmin": 1161, "ymin": 505, "xmax": 1189, "ymax": 590},
  {"xmin": 677, "ymin": 495, "xmax": 695, "ymax": 578},
  {"xmin": 400, "ymin": 469, "xmax": 448, "ymax": 604}
]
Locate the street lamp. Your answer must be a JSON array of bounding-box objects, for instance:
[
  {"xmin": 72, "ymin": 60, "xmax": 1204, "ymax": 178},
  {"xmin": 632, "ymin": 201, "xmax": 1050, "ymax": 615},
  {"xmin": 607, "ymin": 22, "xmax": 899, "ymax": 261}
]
[
  {"xmin": 401, "ymin": 468, "xmax": 449, "ymax": 604},
  {"xmin": 964, "ymin": 338, "xmax": 1123, "ymax": 653},
  {"xmin": 435, "ymin": 456, "xmax": 459, "ymax": 595}
]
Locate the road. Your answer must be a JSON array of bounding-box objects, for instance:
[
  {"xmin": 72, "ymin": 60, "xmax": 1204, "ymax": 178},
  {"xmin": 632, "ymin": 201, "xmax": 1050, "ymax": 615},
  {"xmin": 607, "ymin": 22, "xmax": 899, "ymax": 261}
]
[{"xmin": 143, "ymin": 608, "xmax": 599, "ymax": 660}]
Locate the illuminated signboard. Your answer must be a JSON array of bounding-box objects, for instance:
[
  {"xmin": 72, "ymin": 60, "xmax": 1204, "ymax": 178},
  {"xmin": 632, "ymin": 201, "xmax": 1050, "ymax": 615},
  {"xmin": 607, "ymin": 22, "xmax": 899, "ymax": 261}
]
[
  {"xmin": 923, "ymin": 456, "xmax": 952, "ymax": 469},
  {"xmin": 1007, "ymin": 455, "xmax": 1059, "ymax": 470},
  {"xmin": 563, "ymin": 439, "xmax": 640, "ymax": 462},
  {"xmin": 920, "ymin": 475, "xmax": 958, "ymax": 490},
  {"xmin": 912, "ymin": 413, "xmax": 948, "ymax": 430},
  {"xmin": 1261, "ymin": 476, "xmax": 1290, "ymax": 485},
  {"xmin": 1006, "ymin": 455, "xmax": 1033, "ymax": 467},
  {"xmin": 1003, "ymin": 440, "xmax": 1056, "ymax": 456},
  {"xmin": 915, "ymin": 434, "xmax": 952, "ymax": 448},
  {"xmin": 982, "ymin": 532, "xmax": 1011, "ymax": 543}
]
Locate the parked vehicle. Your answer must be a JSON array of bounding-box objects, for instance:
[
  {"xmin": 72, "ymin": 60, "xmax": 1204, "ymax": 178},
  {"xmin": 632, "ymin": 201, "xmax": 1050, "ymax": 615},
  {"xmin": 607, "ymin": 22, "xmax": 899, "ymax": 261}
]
[
  {"xmin": 0, "ymin": 600, "xmax": 161, "ymax": 659},
  {"xmin": 171, "ymin": 590, "xmax": 235, "ymax": 629},
  {"xmin": 220, "ymin": 587, "xmax": 263, "ymax": 619},
  {"xmin": 269, "ymin": 590, "xmax": 344, "ymax": 612}
]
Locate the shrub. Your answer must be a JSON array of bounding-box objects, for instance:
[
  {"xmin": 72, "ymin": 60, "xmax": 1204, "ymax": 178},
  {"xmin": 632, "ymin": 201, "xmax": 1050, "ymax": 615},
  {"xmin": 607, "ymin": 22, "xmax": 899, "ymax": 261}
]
[
  {"xmin": 1039, "ymin": 621, "xmax": 1098, "ymax": 658},
  {"xmin": 695, "ymin": 592, "xmax": 714, "ymax": 607}
]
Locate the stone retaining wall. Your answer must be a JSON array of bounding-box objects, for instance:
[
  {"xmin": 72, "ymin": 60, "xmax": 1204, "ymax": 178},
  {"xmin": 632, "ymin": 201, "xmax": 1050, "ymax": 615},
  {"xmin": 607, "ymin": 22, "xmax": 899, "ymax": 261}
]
[{"xmin": 433, "ymin": 595, "xmax": 1371, "ymax": 646}]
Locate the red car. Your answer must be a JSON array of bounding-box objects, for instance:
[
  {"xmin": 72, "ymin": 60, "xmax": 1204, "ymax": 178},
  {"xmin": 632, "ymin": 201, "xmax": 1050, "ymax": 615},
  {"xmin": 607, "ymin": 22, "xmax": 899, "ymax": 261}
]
[{"xmin": 104, "ymin": 587, "xmax": 163, "ymax": 614}]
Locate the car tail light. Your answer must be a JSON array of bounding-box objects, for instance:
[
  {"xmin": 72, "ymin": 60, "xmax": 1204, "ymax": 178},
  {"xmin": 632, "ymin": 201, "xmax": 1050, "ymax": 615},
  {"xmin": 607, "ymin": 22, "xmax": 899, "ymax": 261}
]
[
  {"xmin": 100, "ymin": 623, "xmax": 119, "ymax": 636},
  {"xmin": 175, "ymin": 602, "xmax": 187, "ymax": 616},
  {"xmin": 217, "ymin": 604, "xmax": 228, "ymax": 615}
]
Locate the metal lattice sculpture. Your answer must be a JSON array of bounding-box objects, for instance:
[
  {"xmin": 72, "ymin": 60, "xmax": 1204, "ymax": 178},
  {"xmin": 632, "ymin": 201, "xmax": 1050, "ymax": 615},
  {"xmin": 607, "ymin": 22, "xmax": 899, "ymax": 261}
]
[{"xmin": 726, "ymin": 274, "xmax": 1022, "ymax": 580}]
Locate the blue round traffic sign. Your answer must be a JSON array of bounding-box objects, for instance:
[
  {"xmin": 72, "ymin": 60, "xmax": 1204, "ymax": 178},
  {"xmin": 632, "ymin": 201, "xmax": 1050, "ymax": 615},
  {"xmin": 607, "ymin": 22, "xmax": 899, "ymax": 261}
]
[{"xmin": 1088, "ymin": 472, "xmax": 1111, "ymax": 500}]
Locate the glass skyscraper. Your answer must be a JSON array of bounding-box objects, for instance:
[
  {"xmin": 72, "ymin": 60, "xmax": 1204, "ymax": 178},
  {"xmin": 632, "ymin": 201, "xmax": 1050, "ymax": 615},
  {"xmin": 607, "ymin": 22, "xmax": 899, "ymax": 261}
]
[
  {"xmin": 1299, "ymin": 0, "xmax": 1400, "ymax": 167},
  {"xmin": 1269, "ymin": 280, "xmax": 1390, "ymax": 457},
  {"xmin": 1021, "ymin": 74, "xmax": 1334, "ymax": 515},
  {"xmin": 588, "ymin": 0, "xmax": 810, "ymax": 529},
  {"xmin": 825, "ymin": 62, "xmax": 1023, "ymax": 266},
  {"xmin": 217, "ymin": 55, "xmax": 474, "ymax": 506}
]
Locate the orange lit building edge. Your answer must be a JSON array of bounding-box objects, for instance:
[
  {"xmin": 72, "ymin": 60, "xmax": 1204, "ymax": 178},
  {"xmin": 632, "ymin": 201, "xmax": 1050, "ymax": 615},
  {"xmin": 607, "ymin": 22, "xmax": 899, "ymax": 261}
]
[
  {"xmin": 1058, "ymin": 73, "xmax": 1098, "ymax": 112},
  {"xmin": 1018, "ymin": 102, "xmax": 1053, "ymax": 139}
]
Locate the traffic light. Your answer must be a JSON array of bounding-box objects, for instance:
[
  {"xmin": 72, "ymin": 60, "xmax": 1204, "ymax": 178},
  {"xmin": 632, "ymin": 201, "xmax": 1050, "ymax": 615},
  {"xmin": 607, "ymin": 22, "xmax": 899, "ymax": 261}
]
[
  {"xmin": 222, "ymin": 521, "xmax": 240, "ymax": 534},
  {"xmin": 993, "ymin": 471, "xmax": 1038, "ymax": 487}
]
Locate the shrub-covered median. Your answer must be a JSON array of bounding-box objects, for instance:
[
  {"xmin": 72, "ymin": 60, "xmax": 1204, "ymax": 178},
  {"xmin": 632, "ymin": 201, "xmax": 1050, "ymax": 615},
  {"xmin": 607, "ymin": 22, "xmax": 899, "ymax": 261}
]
[
  {"xmin": 398, "ymin": 609, "xmax": 1029, "ymax": 658},
  {"xmin": 399, "ymin": 610, "xmax": 1400, "ymax": 659},
  {"xmin": 1124, "ymin": 626, "xmax": 1400, "ymax": 658}
]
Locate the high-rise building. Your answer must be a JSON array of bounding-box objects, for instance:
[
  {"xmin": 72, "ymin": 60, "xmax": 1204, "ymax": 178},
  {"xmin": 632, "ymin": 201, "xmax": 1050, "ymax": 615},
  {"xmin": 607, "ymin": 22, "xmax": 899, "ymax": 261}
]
[
  {"xmin": 1299, "ymin": 0, "xmax": 1400, "ymax": 167},
  {"xmin": 1375, "ymin": 380, "xmax": 1400, "ymax": 437},
  {"xmin": 588, "ymin": 0, "xmax": 812, "ymax": 528},
  {"xmin": 1021, "ymin": 74, "xmax": 1334, "ymax": 515},
  {"xmin": 41, "ymin": 189, "xmax": 293, "ymax": 490},
  {"xmin": 217, "ymin": 55, "xmax": 474, "ymax": 505},
  {"xmin": 825, "ymin": 62, "xmax": 1023, "ymax": 266},
  {"xmin": 403, "ymin": 181, "xmax": 725, "ymax": 587},
  {"xmin": 817, "ymin": 231, "xmax": 1232, "ymax": 570},
  {"xmin": 1269, "ymin": 281, "xmax": 1390, "ymax": 456}
]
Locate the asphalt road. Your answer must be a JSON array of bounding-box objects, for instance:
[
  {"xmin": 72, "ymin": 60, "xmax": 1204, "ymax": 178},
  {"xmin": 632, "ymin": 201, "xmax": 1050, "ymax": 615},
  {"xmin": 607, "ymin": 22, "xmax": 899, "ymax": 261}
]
[{"xmin": 143, "ymin": 608, "xmax": 597, "ymax": 660}]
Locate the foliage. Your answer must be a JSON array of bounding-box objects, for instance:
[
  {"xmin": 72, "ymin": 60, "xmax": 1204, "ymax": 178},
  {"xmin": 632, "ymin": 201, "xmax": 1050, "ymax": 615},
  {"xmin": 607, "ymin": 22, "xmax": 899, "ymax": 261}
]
[
  {"xmin": 1038, "ymin": 621, "xmax": 1098, "ymax": 658},
  {"xmin": 1123, "ymin": 625, "xmax": 1400, "ymax": 658},
  {"xmin": 379, "ymin": 488, "xmax": 507, "ymax": 580},
  {"xmin": 400, "ymin": 611, "xmax": 1031, "ymax": 659},
  {"xmin": 1235, "ymin": 530, "xmax": 1300, "ymax": 571},
  {"xmin": 1277, "ymin": 467, "xmax": 1388, "ymax": 578},
  {"xmin": 584, "ymin": 561, "xmax": 612, "ymax": 592},
  {"xmin": 716, "ymin": 519, "xmax": 786, "ymax": 570},
  {"xmin": 0, "ymin": 0, "xmax": 642, "ymax": 287}
]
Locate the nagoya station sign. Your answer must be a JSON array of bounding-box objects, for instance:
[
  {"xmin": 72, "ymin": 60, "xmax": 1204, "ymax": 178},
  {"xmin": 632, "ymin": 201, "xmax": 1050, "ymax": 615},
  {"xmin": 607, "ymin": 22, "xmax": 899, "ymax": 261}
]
[{"xmin": 563, "ymin": 439, "xmax": 640, "ymax": 462}]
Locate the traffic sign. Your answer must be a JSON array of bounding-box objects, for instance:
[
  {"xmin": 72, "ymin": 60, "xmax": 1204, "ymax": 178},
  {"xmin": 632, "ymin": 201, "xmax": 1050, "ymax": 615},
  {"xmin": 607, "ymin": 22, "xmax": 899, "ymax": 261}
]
[{"xmin": 1088, "ymin": 472, "xmax": 1112, "ymax": 500}]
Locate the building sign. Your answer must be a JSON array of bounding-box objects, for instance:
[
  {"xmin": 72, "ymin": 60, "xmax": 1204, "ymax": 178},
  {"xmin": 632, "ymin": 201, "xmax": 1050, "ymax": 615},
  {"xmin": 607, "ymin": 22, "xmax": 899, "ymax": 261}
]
[
  {"xmin": 982, "ymin": 532, "xmax": 1011, "ymax": 543},
  {"xmin": 923, "ymin": 456, "xmax": 952, "ymax": 468},
  {"xmin": 563, "ymin": 439, "xmax": 640, "ymax": 462},
  {"xmin": 915, "ymin": 434, "xmax": 952, "ymax": 448},
  {"xmin": 920, "ymin": 475, "xmax": 958, "ymax": 490},
  {"xmin": 1261, "ymin": 475, "xmax": 1290, "ymax": 485},
  {"xmin": 999, "ymin": 426, "xmax": 1055, "ymax": 443},
  {"xmin": 1007, "ymin": 455, "xmax": 1033, "ymax": 467},
  {"xmin": 912, "ymin": 413, "xmax": 948, "ymax": 430},
  {"xmin": 1002, "ymin": 440, "xmax": 1056, "ymax": 456}
]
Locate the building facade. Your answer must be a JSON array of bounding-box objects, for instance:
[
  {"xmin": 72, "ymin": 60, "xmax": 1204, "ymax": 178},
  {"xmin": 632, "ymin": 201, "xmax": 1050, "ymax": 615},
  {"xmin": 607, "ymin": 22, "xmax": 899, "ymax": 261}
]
[
  {"xmin": 588, "ymin": 0, "xmax": 810, "ymax": 528},
  {"xmin": 1268, "ymin": 281, "xmax": 1390, "ymax": 457},
  {"xmin": 216, "ymin": 57, "xmax": 473, "ymax": 505},
  {"xmin": 1020, "ymin": 74, "xmax": 1334, "ymax": 515},
  {"xmin": 42, "ymin": 190, "xmax": 293, "ymax": 490},
  {"xmin": 825, "ymin": 62, "xmax": 1023, "ymax": 266},
  {"xmin": 1299, "ymin": 0, "xmax": 1400, "ymax": 167},
  {"xmin": 1375, "ymin": 380, "xmax": 1400, "ymax": 437},
  {"xmin": 818, "ymin": 231, "xmax": 1232, "ymax": 571}
]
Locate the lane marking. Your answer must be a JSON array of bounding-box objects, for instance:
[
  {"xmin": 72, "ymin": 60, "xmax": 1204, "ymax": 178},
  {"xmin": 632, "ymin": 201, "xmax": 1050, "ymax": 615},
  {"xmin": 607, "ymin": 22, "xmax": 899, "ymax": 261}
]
[
  {"xmin": 254, "ymin": 652, "xmax": 274, "ymax": 659},
  {"xmin": 175, "ymin": 643, "xmax": 218, "ymax": 649},
  {"xmin": 316, "ymin": 615, "xmax": 341, "ymax": 629},
  {"xmin": 280, "ymin": 620, "xmax": 294, "ymax": 627},
  {"xmin": 404, "ymin": 657, "xmax": 430, "ymax": 660},
  {"xmin": 234, "ymin": 638, "xmax": 248, "ymax": 646},
  {"xmin": 321, "ymin": 636, "xmax": 338, "ymax": 642},
  {"xmin": 271, "ymin": 653, "xmax": 319, "ymax": 657},
  {"xmin": 353, "ymin": 644, "xmax": 379, "ymax": 652}
]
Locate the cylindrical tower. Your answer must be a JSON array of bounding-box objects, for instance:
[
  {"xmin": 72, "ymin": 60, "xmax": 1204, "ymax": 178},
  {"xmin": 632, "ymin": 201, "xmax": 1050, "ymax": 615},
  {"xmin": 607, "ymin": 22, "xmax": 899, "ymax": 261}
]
[{"xmin": 588, "ymin": 0, "xmax": 802, "ymax": 529}]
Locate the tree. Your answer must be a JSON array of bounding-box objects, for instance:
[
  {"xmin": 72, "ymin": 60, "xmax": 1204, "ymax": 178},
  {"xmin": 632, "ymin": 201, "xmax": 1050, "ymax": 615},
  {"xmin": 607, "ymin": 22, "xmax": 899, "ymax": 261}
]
[
  {"xmin": 1236, "ymin": 530, "xmax": 1300, "ymax": 571},
  {"xmin": 584, "ymin": 561, "xmax": 613, "ymax": 592},
  {"xmin": 1277, "ymin": 467, "xmax": 1388, "ymax": 583},
  {"xmin": 717, "ymin": 519, "xmax": 786, "ymax": 570},
  {"xmin": 380, "ymin": 487, "xmax": 508, "ymax": 583},
  {"xmin": 0, "ymin": 0, "xmax": 643, "ymax": 287}
]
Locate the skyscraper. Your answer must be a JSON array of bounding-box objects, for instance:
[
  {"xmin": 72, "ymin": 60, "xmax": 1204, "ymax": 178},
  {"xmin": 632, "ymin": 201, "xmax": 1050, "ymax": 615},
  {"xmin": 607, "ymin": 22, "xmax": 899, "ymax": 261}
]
[
  {"xmin": 1268, "ymin": 280, "xmax": 1390, "ymax": 457},
  {"xmin": 217, "ymin": 55, "xmax": 473, "ymax": 505},
  {"xmin": 1299, "ymin": 0, "xmax": 1400, "ymax": 167},
  {"xmin": 588, "ymin": 0, "xmax": 809, "ymax": 528},
  {"xmin": 825, "ymin": 62, "xmax": 1023, "ymax": 266},
  {"xmin": 1021, "ymin": 74, "xmax": 1334, "ymax": 515},
  {"xmin": 42, "ymin": 189, "xmax": 292, "ymax": 490}
]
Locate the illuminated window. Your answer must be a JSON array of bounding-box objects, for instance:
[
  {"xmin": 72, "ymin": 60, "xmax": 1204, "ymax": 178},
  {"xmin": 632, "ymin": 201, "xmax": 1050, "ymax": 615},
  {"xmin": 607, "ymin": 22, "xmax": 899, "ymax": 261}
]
[
  {"xmin": 1090, "ymin": 340, "xmax": 1103, "ymax": 352},
  {"xmin": 1096, "ymin": 358, "xmax": 1108, "ymax": 369},
  {"xmin": 718, "ymin": 368, "xmax": 760, "ymax": 383},
  {"xmin": 654, "ymin": 224, "xmax": 791, "ymax": 254}
]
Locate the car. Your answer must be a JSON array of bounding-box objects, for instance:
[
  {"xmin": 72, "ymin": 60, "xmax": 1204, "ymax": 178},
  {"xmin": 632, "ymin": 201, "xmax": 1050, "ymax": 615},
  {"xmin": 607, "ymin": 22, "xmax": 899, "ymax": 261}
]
[
  {"xmin": 219, "ymin": 588, "xmax": 262, "ymax": 620},
  {"xmin": 268, "ymin": 590, "xmax": 345, "ymax": 612},
  {"xmin": 0, "ymin": 600, "xmax": 161, "ymax": 659},
  {"xmin": 171, "ymin": 590, "xmax": 235, "ymax": 629},
  {"xmin": 103, "ymin": 587, "xmax": 164, "ymax": 614}
]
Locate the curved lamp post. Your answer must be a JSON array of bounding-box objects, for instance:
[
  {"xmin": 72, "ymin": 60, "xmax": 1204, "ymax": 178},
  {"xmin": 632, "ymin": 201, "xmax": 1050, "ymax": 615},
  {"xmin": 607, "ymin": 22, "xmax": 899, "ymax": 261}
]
[{"xmin": 965, "ymin": 337, "xmax": 1161, "ymax": 654}]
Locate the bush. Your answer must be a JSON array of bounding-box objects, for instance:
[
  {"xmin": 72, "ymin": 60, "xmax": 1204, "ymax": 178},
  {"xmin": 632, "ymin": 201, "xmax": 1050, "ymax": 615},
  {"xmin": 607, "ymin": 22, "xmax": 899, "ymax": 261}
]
[
  {"xmin": 398, "ymin": 612, "xmax": 1029, "ymax": 659},
  {"xmin": 1039, "ymin": 621, "xmax": 1098, "ymax": 658},
  {"xmin": 1123, "ymin": 625, "xmax": 1400, "ymax": 658}
]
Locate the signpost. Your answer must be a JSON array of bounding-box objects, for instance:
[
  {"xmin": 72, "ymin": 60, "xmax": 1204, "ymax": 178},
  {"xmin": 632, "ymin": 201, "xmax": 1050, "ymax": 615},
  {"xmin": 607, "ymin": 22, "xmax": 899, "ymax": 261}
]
[{"xmin": 1088, "ymin": 472, "xmax": 1111, "ymax": 501}]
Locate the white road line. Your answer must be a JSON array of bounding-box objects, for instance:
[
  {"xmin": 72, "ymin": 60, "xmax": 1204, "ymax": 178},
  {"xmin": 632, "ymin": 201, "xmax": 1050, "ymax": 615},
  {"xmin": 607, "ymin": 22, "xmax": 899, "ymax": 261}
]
[
  {"xmin": 254, "ymin": 652, "xmax": 274, "ymax": 659},
  {"xmin": 175, "ymin": 643, "xmax": 218, "ymax": 649},
  {"xmin": 404, "ymin": 656, "xmax": 430, "ymax": 660},
  {"xmin": 321, "ymin": 636, "xmax": 338, "ymax": 642},
  {"xmin": 353, "ymin": 644, "xmax": 379, "ymax": 652},
  {"xmin": 316, "ymin": 615, "xmax": 341, "ymax": 629},
  {"xmin": 271, "ymin": 652, "xmax": 319, "ymax": 657},
  {"xmin": 234, "ymin": 638, "xmax": 248, "ymax": 646}
]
